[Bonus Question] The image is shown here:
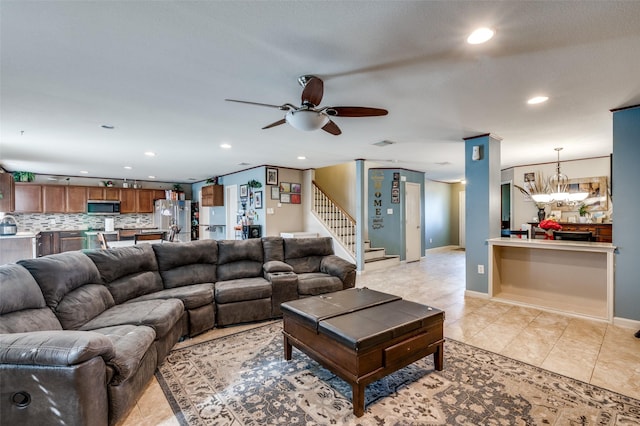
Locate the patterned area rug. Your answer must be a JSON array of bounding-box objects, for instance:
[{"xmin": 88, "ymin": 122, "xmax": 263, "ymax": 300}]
[{"xmin": 156, "ymin": 322, "xmax": 640, "ymax": 425}]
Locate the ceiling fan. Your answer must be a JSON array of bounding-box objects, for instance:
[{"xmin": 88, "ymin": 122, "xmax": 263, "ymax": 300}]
[{"xmin": 225, "ymin": 75, "xmax": 388, "ymax": 136}]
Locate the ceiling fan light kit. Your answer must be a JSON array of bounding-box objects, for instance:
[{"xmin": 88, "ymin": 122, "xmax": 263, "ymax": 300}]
[
  {"xmin": 285, "ymin": 109, "xmax": 329, "ymax": 131},
  {"xmin": 226, "ymin": 75, "xmax": 388, "ymax": 136}
]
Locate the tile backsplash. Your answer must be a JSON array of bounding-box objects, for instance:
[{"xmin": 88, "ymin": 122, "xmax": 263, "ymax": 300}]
[{"xmin": 11, "ymin": 213, "xmax": 153, "ymax": 232}]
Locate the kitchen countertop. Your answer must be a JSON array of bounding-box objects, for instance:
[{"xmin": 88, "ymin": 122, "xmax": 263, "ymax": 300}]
[{"xmin": 0, "ymin": 232, "xmax": 37, "ymax": 239}]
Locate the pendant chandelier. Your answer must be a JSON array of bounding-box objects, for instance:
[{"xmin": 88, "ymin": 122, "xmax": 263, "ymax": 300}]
[{"xmin": 530, "ymin": 148, "xmax": 589, "ymax": 205}]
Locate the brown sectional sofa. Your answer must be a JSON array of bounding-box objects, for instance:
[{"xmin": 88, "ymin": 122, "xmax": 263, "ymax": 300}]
[{"xmin": 0, "ymin": 236, "xmax": 356, "ymax": 426}]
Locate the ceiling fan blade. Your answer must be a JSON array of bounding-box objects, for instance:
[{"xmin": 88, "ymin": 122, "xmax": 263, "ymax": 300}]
[
  {"xmin": 262, "ymin": 118, "xmax": 286, "ymax": 130},
  {"xmin": 301, "ymin": 77, "xmax": 323, "ymax": 106},
  {"xmin": 322, "ymin": 120, "xmax": 342, "ymax": 136},
  {"xmin": 326, "ymin": 106, "xmax": 388, "ymax": 117},
  {"xmin": 225, "ymin": 99, "xmax": 291, "ymax": 110}
]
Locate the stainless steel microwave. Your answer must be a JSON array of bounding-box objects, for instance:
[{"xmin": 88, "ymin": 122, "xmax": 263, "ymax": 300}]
[{"xmin": 87, "ymin": 200, "xmax": 121, "ymax": 215}]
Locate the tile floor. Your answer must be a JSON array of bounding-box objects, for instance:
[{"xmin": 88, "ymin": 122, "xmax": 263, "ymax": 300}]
[{"xmin": 121, "ymin": 246, "xmax": 640, "ymax": 425}]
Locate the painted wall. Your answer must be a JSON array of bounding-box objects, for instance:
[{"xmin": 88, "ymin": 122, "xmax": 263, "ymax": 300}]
[
  {"xmin": 193, "ymin": 166, "xmax": 305, "ymax": 238},
  {"xmin": 612, "ymin": 105, "xmax": 640, "ymax": 322},
  {"xmin": 464, "ymin": 135, "xmax": 501, "ymax": 294},
  {"xmin": 314, "ymin": 163, "xmax": 356, "ymax": 218},
  {"xmin": 367, "ymin": 168, "xmax": 425, "ymax": 260},
  {"xmin": 449, "ymin": 182, "xmax": 465, "ymax": 246},
  {"xmin": 424, "ymin": 179, "xmax": 452, "ymax": 249}
]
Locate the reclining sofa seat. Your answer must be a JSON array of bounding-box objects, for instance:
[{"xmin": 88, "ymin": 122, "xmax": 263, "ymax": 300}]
[
  {"xmin": 2, "ymin": 252, "xmax": 181, "ymax": 426},
  {"xmin": 214, "ymin": 238, "xmax": 272, "ymax": 326},
  {"xmin": 283, "ymin": 237, "xmax": 357, "ymax": 296}
]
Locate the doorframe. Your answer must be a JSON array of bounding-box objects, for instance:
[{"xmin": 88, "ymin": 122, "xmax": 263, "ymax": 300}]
[
  {"xmin": 225, "ymin": 185, "xmax": 237, "ymax": 239},
  {"xmin": 405, "ymin": 182, "xmax": 421, "ymax": 262},
  {"xmin": 459, "ymin": 190, "xmax": 466, "ymax": 248}
]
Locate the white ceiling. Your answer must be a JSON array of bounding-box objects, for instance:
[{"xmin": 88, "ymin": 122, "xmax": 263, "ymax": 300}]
[{"xmin": 2, "ymin": 1, "xmax": 639, "ymax": 184}]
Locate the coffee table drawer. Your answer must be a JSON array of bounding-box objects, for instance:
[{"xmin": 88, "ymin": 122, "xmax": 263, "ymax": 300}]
[{"xmin": 384, "ymin": 325, "xmax": 443, "ymax": 366}]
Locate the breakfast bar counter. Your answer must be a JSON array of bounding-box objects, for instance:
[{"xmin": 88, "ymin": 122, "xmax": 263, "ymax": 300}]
[{"xmin": 487, "ymin": 238, "xmax": 616, "ymax": 322}]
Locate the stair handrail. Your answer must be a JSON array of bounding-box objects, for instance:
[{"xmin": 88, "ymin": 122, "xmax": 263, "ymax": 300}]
[
  {"xmin": 312, "ymin": 181, "xmax": 356, "ymax": 257},
  {"xmin": 312, "ymin": 181, "xmax": 355, "ymax": 223}
]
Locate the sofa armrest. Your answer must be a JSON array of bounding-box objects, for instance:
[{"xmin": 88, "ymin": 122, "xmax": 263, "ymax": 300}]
[
  {"xmin": 0, "ymin": 330, "xmax": 115, "ymax": 366},
  {"xmin": 263, "ymin": 260, "xmax": 294, "ymax": 274},
  {"xmin": 265, "ymin": 271, "xmax": 298, "ymax": 317},
  {"xmin": 320, "ymin": 255, "xmax": 357, "ymax": 288}
]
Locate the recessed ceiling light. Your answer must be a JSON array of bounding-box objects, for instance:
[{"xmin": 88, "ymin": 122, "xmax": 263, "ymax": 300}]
[
  {"xmin": 101, "ymin": 124, "xmax": 115, "ymax": 130},
  {"xmin": 79, "ymin": 170, "xmax": 89, "ymax": 174},
  {"xmin": 467, "ymin": 27, "xmax": 495, "ymax": 44},
  {"xmin": 527, "ymin": 96, "xmax": 549, "ymax": 105},
  {"xmin": 220, "ymin": 143, "xmax": 232, "ymax": 149},
  {"xmin": 123, "ymin": 166, "xmax": 133, "ymax": 170},
  {"xmin": 144, "ymin": 151, "xmax": 156, "ymax": 157},
  {"xmin": 297, "ymin": 156, "xmax": 306, "ymax": 160},
  {"xmin": 148, "ymin": 175, "xmax": 156, "ymax": 179}
]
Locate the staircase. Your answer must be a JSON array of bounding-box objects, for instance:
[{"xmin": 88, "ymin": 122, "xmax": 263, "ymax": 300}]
[
  {"xmin": 364, "ymin": 240, "xmax": 401, "ymax": 271},
  {"xmin": 312, "ymin": 181, "xmax": 400, "ymax": 272}
]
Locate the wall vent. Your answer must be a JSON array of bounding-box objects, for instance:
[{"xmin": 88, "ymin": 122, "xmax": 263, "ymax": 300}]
[{"xmin": 373, "ymin": 140, "xmax": 396, "ymax": 147}]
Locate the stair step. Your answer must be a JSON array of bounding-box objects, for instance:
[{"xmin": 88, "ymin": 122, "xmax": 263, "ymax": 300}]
[
  {"xmin": 364, "ymin": 255, "xmax": 401, "ymax": 272},
  {"xmin": 364, "ymin": 247, "xmax": 386, "ymax": 260}
]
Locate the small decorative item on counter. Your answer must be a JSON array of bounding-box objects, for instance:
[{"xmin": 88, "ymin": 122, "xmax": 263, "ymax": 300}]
[
  {"xmin": 103, "ymin": 180, "xmax": 114, "ymax": 187},
  {"xmin": 206, "ymin": 176, "xmax": 218, "ymax": 184},
  {"xmin": 539, "ymin": 219, "xmax": 562, "ymax": 239},
  {"xmin": 122, "ymin": 179, "xmax": 129, "ymax": 188}
]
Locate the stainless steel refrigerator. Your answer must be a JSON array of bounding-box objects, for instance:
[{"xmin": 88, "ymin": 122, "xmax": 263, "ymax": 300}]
[{"xmin": 153, "ymin": 200, "xmax": 191, "ymax": 242}]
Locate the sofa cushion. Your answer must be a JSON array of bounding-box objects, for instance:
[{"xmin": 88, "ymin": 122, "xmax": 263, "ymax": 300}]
[
  {"xmin": 0, "ymin": 264, "xmax": 63, "ymax": 333},
  {"xmin": 262, "ymin": 236, "xmax": 284, "ymax": 262},
  {"xmin": 153, "ymin": 240, "xmax": 217, "ymax": 288},
  {"xmin": 215, "ymin": 277, "xmax": 272, "ymax": 304},
  {"xmin": 263, "ymin": 260, "xmax": 294, "ymax": 273},
  {"xmin": 18, "ymin": 252, "xmax": 102, "ymax": 310},
  {"xmin": 79, "ymin": 299, "xmax": 184, "ymax": 339},
  {"xmin": 297, "ymin": 272, "xmax": 343, "ymax": 296},
  {"xmin": 126, "ymin": 283, "xmax": 214, "ymax": 310},
  {"xmin": 216, "ymin": 239, "xmax": 264, "ymax": 281},
  {"xmin": 55, "ymin": 284, "xmax": 115, "ymax": 330},
  {"xmin": 85, "ymin": 245, "xmax": 163, "ymax": 304},
  {"xmin": 92, "ymin": 324, "xmax": 156, "ymax": 385},
  {"xmin": 283, "ymin": 237, "xmax": 334, "ymax": 274}
]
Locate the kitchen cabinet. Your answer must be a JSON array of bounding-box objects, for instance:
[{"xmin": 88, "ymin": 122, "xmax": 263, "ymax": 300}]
[
  {"xmin": 37, "ymin": 231, "xmax": 56, "ymax": 257},
  {"xmin": 153, "ymin": 189, "xmax": 166, "ymax": 201},
  {"xmin": 66, "ymin": 186, "xmax": 87, "ymax": 213},
  {"xmin": 0, "ymin": 173, "xmax": 15, "ymax": 212},
  {"xmin": 105, "ymin": 187, "xmax": 120, "ymax": 201},
  {"xmin": 120, "ymin": 189, "xmax": 137, "ymax": 213},
  {"xmin": 558, "ymin": 223, "xmax": 612, "ymax": 243},
  {"xmin": 137, "ymin": 189, "xmax": 155, "ymax": 213},
  {"xmin": 14, "ymin": 183, "xmax": 43, "ymax": 213},
  {"xmin": 202, "ymin": 185, "xmax": 223, "ymax": 206},
  {"xmin": 43, "ymin": 185, "xmax": 66, "ymax": 213},
  {"xmin": 87, "ymin": 187, "xmax": 106, "ymax": 200},
  {"xmin": 59, "ymin": 231, "xmax": 85, "ymax": 252}
]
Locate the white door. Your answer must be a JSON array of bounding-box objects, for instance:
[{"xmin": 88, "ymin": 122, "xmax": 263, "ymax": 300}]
[
  {"xmin": 459, "ymin": 190, "xmax": 466, "ymax": 248},
  {"xmin": 225, "ymin": 185, "xmax": 237, "ymax": 240},
  {"xmin": 405, "ymin": 182, "xmax": 421, "ymax": 262}
]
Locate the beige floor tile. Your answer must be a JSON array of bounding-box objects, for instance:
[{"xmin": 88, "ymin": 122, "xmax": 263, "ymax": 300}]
[
  {"xmin": 500, "ymin": 328, "xmax": 557, "ymax": 366},
  {"xmin": 466, "ymin": 322, "xmax": 521, "ymax": 352},
  {"xmin": 541, "ymin": 338, "xmax": 600, "ymax": 382},
  {"xmin": 559, "ymin": 317, "xmax": 607, "ymax": 346},
  {"xmin": 591, "ymin": 356, "xmax": 640, "ymax": 400}
]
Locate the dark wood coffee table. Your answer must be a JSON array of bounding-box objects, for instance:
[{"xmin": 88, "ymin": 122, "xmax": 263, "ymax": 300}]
[{"xmin": 281, "ymin": 288, "xmax": 444, "ymax": 417}]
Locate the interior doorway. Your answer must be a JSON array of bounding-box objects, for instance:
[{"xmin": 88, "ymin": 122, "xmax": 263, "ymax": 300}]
[
  {"xmin": 501, "ymin": 181, "xmax": 512, "ymax": 231},
  {"xmin": 405, "ymin": 182, "xmax": 421, "ymax": 262}
]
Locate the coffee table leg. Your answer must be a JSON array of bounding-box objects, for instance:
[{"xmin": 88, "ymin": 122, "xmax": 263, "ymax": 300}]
[
  {"xmin": 284, "ymin": 334, "xmax": 292, "ymax": 361},
  {"xmin": 352, "ymin": 383, "xmax": 365, "ymax": 417},
  {"xmin": 434, "ymin": 342, "xmax": 444, "ymax": 371}
]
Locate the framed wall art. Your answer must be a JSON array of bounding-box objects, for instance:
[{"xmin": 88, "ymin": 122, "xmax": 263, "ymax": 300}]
[
  {"xmin": 271, "ymin": 186, "xmax": 279, "ymax": 200},
  {"xmin": 254, "ymin": 191, "xmax": 263, "ymax": 209},
  {"xmin": 240, "ymin": 184, "xmax": 248, "ymax": 198},
  {"xmin": 280, "ymin": 193, "xmax": 291, "ymax": 203},
  {"xmin": 266, "ymin": 167, "xmax": 278, "ymax": 185}
]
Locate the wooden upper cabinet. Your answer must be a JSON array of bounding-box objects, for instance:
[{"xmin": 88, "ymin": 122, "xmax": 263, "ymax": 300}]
[
  {"xmin": 119, "ymin": 189, "xmax": 137, "ymax": 213},
  {"xmin": 136, "ymin": 189, "xmax": 155, "ymax": 213},
  {"xmin": 87, "ymin": 187, "xmax": 105, "ymax": 200},
  {"xmin": 0, "ymin": 173, "xmax": 15, "ymax": 212},
  {"xmin": 66, "ymin": 186, "xmax": 87, "ymax": 213},
  {"xmin": 104, "ymin": 187, "xmax": 120, "ymax": 201},
  {"xmin": 152, "ymin": 189, "xmax": 166, "ymax": 202},
  {"xmin": 14, "ymin": 183, "xmax": 43, "ymax": 213},
  {"xmin": 202, "ymin": 185, "xmax": 224, "ymax": 206},
  {"xmin": 43, "ymin": 185, "xmax": 66, "ymax": 213}
]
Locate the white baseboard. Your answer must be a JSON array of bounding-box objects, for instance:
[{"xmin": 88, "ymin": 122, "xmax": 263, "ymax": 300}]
[
  {"xmin": 465, "ymin": 290, "xmax": 489, "ymax": 299},
  {"xmin": 613, "ymin": 317, "xmax": 640, "ymax": 330},
  {"xmin": 425, "ymin": 245, "xmax": 460, "ymax": 255}
]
